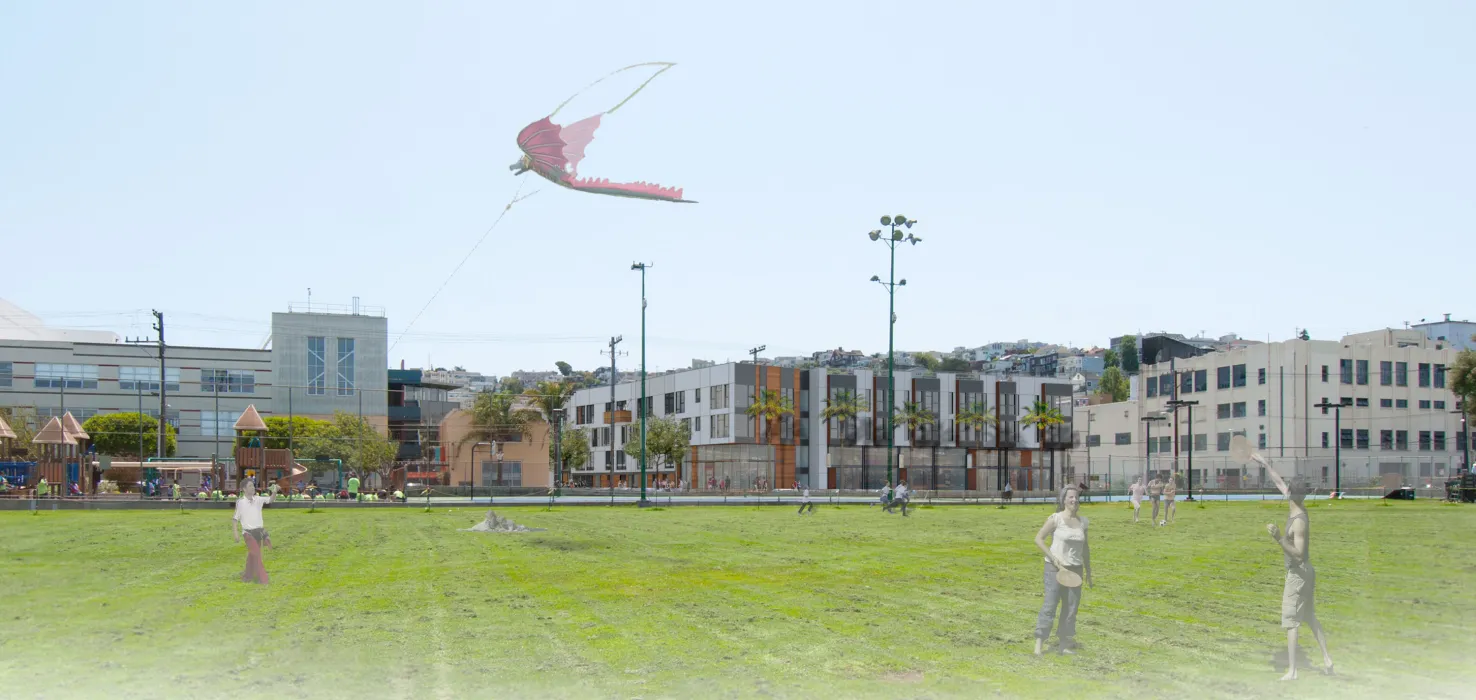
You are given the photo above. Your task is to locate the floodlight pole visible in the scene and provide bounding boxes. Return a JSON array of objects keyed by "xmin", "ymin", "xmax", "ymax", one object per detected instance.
[
  {"xmin": 1314, "ymin": 400, "xmax": 1342, "ymax": 498},
  {"xmin": 1166, "ymin": 399, "xmax": 1198, "ymax": 500},
  {"xmin": 869, "ymin": 215, "xmax": 921, "ymax": 488}
]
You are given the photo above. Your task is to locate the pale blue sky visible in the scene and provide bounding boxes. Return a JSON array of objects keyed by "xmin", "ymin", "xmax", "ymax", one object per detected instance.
[{"xmin": 2, "ymin": 1, "xmax": 1470, "ymax": 376}]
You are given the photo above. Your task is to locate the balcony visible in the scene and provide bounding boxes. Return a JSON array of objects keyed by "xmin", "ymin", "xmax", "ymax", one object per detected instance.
[
  {"xmin": 389, "ymin": 404, "xmax": 421, "ymax": 422},
  {"xmin": 604, "ymin": 410, "xmax": 632, "ymax": 424}
]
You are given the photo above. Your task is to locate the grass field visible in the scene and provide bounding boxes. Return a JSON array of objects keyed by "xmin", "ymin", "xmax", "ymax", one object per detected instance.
[{"xmin": 2, "ymin": 499, "xmax": 1474, "ymax": 699}]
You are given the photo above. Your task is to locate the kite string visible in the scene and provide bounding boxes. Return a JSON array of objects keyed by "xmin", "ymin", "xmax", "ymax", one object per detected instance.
[
  {"xmin": 549, "ymin": 61, "xmax": 677, "ymax": 118},
  {"xmin": 388, "ymin": 179, "xmax": 538, "ymax": 352}
]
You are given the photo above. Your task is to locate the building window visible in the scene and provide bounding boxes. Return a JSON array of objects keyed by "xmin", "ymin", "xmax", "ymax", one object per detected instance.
[
  {"xmin": 201, "ymin": 369, "xmax": 255, "ymax": 394},
  {"xmin": 1086, "ymin": 434, "xmax": 1101, "ymax": 447},
  {"xmin": 1355, "ymin": 360, "xmax": 1368, "ymax": 386},
  {"xmin": 1434, "ymin": 431, "xmax": 1446, "ymax": 451},
  {"xmin": 1147, "ymin": 379, "xmax": 1157, "ymax": 398},
  {"xmin": 1418, "ymin": 363, "xmax": 1430, "ymax": 388},
  {"xmin": 1418, "ymin": 430, "xmax": 1431, "ymax": 451},
  {"xmin": 1396, "ymin": 399, "xmax": 1408, "ymax": 409},
  {"xmin": 1217, "ymin": 403, "xmax": 1230, "ymax": 419},
  {"xmin": 1194, "ymin": 370, "xmax": 1207, "ymax": 392},
  {"xmin": 709, "ymin": 384, "xmax": 729, "ymax": 409},
  {"xmin": 1321, "ymin": 432, "xmax": 1329, "ymax": 448},
  {"xmin": 337, "ymin": 338, "xmax": 356, "ymax": 396},
  {"xmin": 1233, "ymin": 364, "xmax": 1247, "ymax": 388},
  {"xmin": 1355, "ymin": 398, "xmax": 1369, "ymax": 407},
  {"xmin": 1396, "ymin": 430, "xmax": 1408, "ymax": 450},
  {"xmin": 1321, "ymin": 365, "xmax": 1329, "ymax": 383},
  {"xmin": 200, "ymin": 410, "xmax": 242, "ymax": 438},
  {"xmin": 1195, "ymin": 434, "xmax": 1207, "ymax": 452},
  {"xmin": 34, "ymin": 364, "xmax": 99, "ymax": 389},
  {"xmin": 710, "ymin": 413, "xmax": 730, "ymax": 438},
  {"xmin": 1356, "ymin": 429, "xmax": 1369, "ymax": 450},
  {"xmin": 1258, "ymin": 367, "xmax": 1266, "ymax": 385},
  {"xmin": 0, "ymin": 362, "xmax": 10, "ymax": 387},
  {"xmin": 694, "ymin": 387, "xmax": 702, "ymax": 404},
  {"xmin": 1418, "ymin": 400, "xmax": 1431, "ymax": 410},
  {"xmin": 1340, "ymin": 429, "xmax": 1353, "ymax": 449},
  {"xmin": 118, "ymin": 366, "xmax": 180, "ymax": 392},
  {"xmin": 1379, "ymin": 361, "xmax": 1392, "ymax": 386},
  {"xmin": 1217, "ymin": 366, "xmax": 1231, "ymax": 390},
  {"xmin": 1380, "ymin": 430, "xmax": 1393, "ymax": 450},
  {"xmin": 1434, "ymin": 364, "xmax": 1446, "ymax": 389},
  {"xmin": 1319, "ymin": 398, "xmax": 1329, "ymax": 415},
  {"xmin": 1158, "ymin": 436, "xmax": 1171, "ymax": 453},
  {"xmin": 1258, "ymin": 399, "xmax": 1266, "ymax": 417},
  {"xmin": 1114, "ymin": 432, "xmax": 1131, "ymax": 445},
  {"xmin": 1395, "ymin": 362, "xmax": 1408, "ymax": 387},
  {"xmin": 1180, "ymin": 372, "xmax": 1192, "ymax": 395},
  {"xmin": 1435, "ymin": 400, "xmax": 1446, "ymax": 410},
  {"xmin": 1339, "ymin": 359, "xmax": 1353, "ymax": 385},
  {"xmin": 1258, "ymin": 433, "xmax": 1267, "ymax": 449},
  {"xmin": 1379, "ymin": 399, "xmax": 1392, "ymax": 408},
  {"xmin": 1159, "ymin": 374, "xmax": 1173, "ymax": 396},
  {"xmin": 693, "ymin": 416, "xmax": 701, "ymax": 432},
  {"xmin": 1217, "ymin": 432, "xmax": 1231, "ymax": 451},
  {"xmin": 1232, "ymin": 402, "xmax": 1247, "ymax": 418},
  {"xmin": 307, "ymin": 337, "xmax": 326, "ymax": 395}
]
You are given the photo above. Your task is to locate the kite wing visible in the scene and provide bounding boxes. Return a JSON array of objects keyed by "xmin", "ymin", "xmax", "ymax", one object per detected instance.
[{"xmin": 511, "ymin": 62, "xmax": 694, "ymax": 203}]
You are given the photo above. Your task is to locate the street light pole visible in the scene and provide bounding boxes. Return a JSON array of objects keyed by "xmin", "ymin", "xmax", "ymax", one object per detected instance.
[
  {"xmin": 869, "ymin": 215, "xmax": 921, "ymax": 487},
  {"xmin": 1314, "ymin": 400, "xmax": 1342, "ymax": 498},
  {"xmin": 1166, "ymin": 399, "xmax": 1199, "ymax": 500},
  {"xmin": 1140, "ymin": 414, "xmax": 1166, "ymax": 485},
  {"xmin": 631, "ymin": 262, "xmax": 652, "ymax": 504}
]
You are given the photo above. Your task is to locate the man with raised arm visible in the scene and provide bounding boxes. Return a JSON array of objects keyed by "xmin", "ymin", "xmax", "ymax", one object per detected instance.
[{"xmin": 1264, "ymin": 465, "xmax": 1334, "ymax": 680}]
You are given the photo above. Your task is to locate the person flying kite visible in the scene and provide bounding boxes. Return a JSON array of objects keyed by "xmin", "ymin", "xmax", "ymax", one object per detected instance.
[{"xmin": 510, "ymin": 62, "xmax": 694, "ymax": 203}]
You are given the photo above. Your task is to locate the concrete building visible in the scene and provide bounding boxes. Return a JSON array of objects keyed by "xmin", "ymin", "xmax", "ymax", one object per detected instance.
[
  {"xmin": 0, "ymin": 299, "xmax": 121, "ymax": 344},
  {"xmin": 0, "ymin": 305, "xmax": 390, "ymax": 461},
  {"xmin": 440, "ymin": 410, "xmax": 553, "ymax": 488},
  {"xmin": 565, "ymin": 363, "xmax": 1076, "ymax": 492},
  {"xmin": 1413, "ymin": 313, "xmax": 1475, "ymax": 352},
  {"xmin": 387, "ymin": 369, "xmax": 460, "ymax": 467},
  {"xmin": 1130, "ymin": 328, "xmax": 1468, "ymax": 491}
]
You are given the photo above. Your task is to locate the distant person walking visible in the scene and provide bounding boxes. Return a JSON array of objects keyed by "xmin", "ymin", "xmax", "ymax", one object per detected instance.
[
  {"xmin": 1265, "ymin": 469, "xmax": 1333, "ymax": 680},
  {"xmin": 1034, "ymin": 484, "xmax": 1092, "ymax": 655},
  {"xmin": 232, "ymin": 479, "xmax": 274, "ymax": 585}
]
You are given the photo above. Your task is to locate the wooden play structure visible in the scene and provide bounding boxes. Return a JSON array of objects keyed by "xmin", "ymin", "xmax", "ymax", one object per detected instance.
[
  {"xmin": 231, "ymin": 404, "xmax": 307, "ymax": 492},
  {"xmin": 30, "ymin": 416, "xmax": 76, "ymax": 492},
  {"xmin": 60, "ymin": 412, "xmax": 96, "ymax": 493}
]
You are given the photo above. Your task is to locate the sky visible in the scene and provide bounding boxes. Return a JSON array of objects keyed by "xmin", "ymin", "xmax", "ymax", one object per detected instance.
[{"xmin": 2, "ymin": 1, "xmax": 1471, "ymax": 377}]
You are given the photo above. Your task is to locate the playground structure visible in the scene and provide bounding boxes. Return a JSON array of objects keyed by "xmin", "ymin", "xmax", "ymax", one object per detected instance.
[{"xmin": 230, "ymin": 404, "xmax": 307, "ymax": 493}]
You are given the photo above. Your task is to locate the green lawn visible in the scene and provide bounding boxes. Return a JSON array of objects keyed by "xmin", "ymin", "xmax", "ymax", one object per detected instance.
[{"xmin": 1, "ymin": 500, "xmax": 1473, "ymax": 699}]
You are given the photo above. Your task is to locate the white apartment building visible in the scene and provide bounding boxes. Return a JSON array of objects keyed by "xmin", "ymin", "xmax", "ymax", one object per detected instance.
[
  {"xmin": 1095, "ymin": 328, "xmax": 1470, "ymax": 491},
  {"xmin": 566, "ymin": 363, "xmax": 1076, "ymax": 492}
]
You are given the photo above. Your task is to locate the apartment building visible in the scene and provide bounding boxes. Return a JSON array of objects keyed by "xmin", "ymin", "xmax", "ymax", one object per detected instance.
[
  {"xmin": 1131, "ymin": 328, "xmax": 1467, "ymax": 488},
  {"xmin": 566, "ymin": 363, "xmax": 1076, "ymax": 492}
]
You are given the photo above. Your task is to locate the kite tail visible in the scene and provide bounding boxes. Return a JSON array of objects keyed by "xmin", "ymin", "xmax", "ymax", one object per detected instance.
[
  {"xmin": 389, "ymin": 180, "xmax": 539, "ymax": 352},
  {"xmin": 548, "ymin": 62, "xmax": 677, "ymax": 118}
]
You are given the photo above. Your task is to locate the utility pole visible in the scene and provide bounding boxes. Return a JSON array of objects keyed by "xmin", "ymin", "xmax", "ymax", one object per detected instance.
[
  {"xmin": 749, "ymin": 344, "xmax": 766, "ymax": 440},
  {"xmin": 601, "ymin": 336, "xmax": 625, "ymax": 490},
  {"xmin": 153, "ymin": 310, "xmax": 166, "ymax": 458},
  {"xmin": 631, "ymin": 262, "xmax": 652, "ymax": 504},
  {"xmin": 1166, "ymin": 399, "xmax": 1198, "ymax": 500},
  {"xmin": 1314, "ymin": 399, "xmax": 1343, "ymax": 498}
]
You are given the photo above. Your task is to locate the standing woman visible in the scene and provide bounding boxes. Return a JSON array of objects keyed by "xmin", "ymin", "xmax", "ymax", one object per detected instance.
[
  {"xmin": 232, "ymin": 479, "xmax": 274, "ymax": 585},
  {"xmin": 1034, "ymin": 484, "xmax": 1093, "ymax": 655},
  {"xmin": 1161, "ymin": 472, "xmax": 1177, "ymax": 525},
  {"xmin": 1128, "ymin": 476, "xmax": 1145, "ymax": 523}
]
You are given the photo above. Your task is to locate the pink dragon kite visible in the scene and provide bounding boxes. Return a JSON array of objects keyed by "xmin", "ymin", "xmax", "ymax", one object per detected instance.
[{"xmin": 510, "ymin": 62, "xmax": 694, "ymax": 203}]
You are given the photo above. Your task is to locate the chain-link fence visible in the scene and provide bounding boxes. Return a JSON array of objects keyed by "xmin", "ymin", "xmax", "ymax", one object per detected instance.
[{"xmin": 1081, "ymin": 454, "xmax": 1467, "ymax": 498}]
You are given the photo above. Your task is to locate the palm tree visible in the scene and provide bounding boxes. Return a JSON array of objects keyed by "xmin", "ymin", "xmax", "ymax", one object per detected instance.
[
  {"xmin": 1021, "ymin": 398, "xmax": 1067, "ymax": 491},
  {"xmin": 745, "ymin": 389, "xmax": 795, "ymax": 442},
  {"xmin": 820, "ymin": 389, "xmax": 864, "ymax": 446},
  {"xmin": 954, "ymin": 401, "xmax": 998, "ymax": 446},
  {"xmin": 524, "ymin": 380, "xmax": 578, "ymax": 445},
  {"xmin": 899, "ymin": 401, "xmax": 938, "ymax": 444},
  {"xmin": 466, "ymin": 390, "xmax": 537, "ymax": 447}
]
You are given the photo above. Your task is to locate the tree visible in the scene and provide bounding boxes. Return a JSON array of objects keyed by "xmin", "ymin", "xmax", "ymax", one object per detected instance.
[
  {"xmin": 1117, "ymin": 335, "xmax": 1139, "ymax": 374},
  {"xmin": 555, "ymin": 361, "xmax": 573, "ymax": 377},
  {"xmin": 1022, "ymin": 399, "xmax": 1066, "ymax": 444},
  {"xmin": 820, "ymin": 390, "xmax": 865, "ymax": 446},
  {"xmin": 745, "ymin": 389, "xmax": 795, "ymax": 441},
  {"xmin": 82, "ymin": 412, "xmax": 178, "ymax": 460},
  {"xmin": 330, "ymin": 411, "xmax": 398, "ymax": 482},
  {"xmin": 467, "ymin": 390, "xmax": 537, "ymax": 447},
  {"xmin": 1103, "ymin": 348, "xmax": 1120, "ymax": 369},
  {"xmin": 552, "ymin": 427, "xmax": 591, "ymax": 472},
  {"xmin": 1097, "ymin": 366, "xmax": 1131, "ymax": 402},
  {"xmin": 237, "ymin": 416, "xmax": 335, "ymax": 451},
  {"xmin": 913, "ymin": 352, "xmax": 939, "ymax": 371},
  {"xmin": 0, "ymin": 407, "xmax": 39, "ymax": 459},
  {"xmin": 954, "ymin": 402, "xmax": 998, "ymax": 445},
  {"xmin": 898, "ymin": 401, "xmax": 938, "ymax": 442},
  {"xmin": 497, "ymin": 377, "xmax": 525, "ymax": 394},
  {"xmin": 622, "ymin": 415, "xmax": 690, "ymax": 471},
  {"xmin": 523, "ymin": 380, "xmax": 577, "ymax": 442},
  {"xmin": 1451, "ymin": 344, "xmax": 1476, "ymax": 439},
  {"xmin": 939, "ymin": 357, "xmax": 971, "ymax": 372}
]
